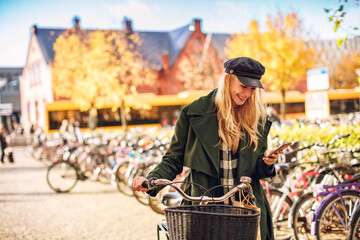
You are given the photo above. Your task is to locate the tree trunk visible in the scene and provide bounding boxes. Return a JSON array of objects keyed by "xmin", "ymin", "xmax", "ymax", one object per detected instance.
[
  {"xmin": 120, "ymin": 101, "xmax": 128, "ymax": 132},
  {"xmin": 87, "ymin": 104, "xmax": 98, "ymax": 131},
  {"xmin": 280, "ymin": 88, "xmax": 286, "ymax": 120}
]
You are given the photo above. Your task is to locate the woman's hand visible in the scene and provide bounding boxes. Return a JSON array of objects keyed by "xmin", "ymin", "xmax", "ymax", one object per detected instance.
[
  {"xmin": 263, "ymin": 149, "xmax": 283, "ymax": 166},
  {"xmin": 131, "ymin": 176, "xmax": 149, "ymax": 192}
]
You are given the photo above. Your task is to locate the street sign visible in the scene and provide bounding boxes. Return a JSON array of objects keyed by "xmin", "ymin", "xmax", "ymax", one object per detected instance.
[
  {"xmin": 305, "ymin": 91, "xmax": 329, "ymax": 119},
  {"xmin": 307, "ymin": 67, "xmax": 329, "ymax": 91}
]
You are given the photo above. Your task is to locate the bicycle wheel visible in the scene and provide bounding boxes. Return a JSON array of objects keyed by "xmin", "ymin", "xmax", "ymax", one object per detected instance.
[
  {"xmin": 46, "ymin": 160, "xmax": 78, "ymax": 193},
  {"xmin": 133, "ymin": 166, "xmax": 151, "ymax": 205},
  {"xmin": 349, "ymin": 205, "xmax": 360, "ymax": 240},
  {"xmin": 315, "ymin": 191, "xmax": 360, "ymax": 240},
  {"xmin": 115, "ymin": 161, "xmax": 134, "ymax": 196},
  {"xmin": 290, "ymin": 192, "xmax": 317, "ymax": 240},
  {"xmin": 268, "ymin": 188, "xmax": 293, "ymax": 240}
]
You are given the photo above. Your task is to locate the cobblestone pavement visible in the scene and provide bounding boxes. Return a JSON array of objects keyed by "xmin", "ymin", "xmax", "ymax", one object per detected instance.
[{"xmin": 0, "ymin": 146, "xmax": 164, "ymax": 240}]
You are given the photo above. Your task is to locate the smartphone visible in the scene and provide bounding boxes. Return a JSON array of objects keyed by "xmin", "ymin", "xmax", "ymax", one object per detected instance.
[{"xmin": 272, "ymin": 142, "xmax": 292, "ymax": 154}]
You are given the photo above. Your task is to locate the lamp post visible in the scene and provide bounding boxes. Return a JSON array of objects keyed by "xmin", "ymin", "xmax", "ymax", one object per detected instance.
[{"xmin": 356, "ymin": 69, "xmax": 360, "ymax": 112}]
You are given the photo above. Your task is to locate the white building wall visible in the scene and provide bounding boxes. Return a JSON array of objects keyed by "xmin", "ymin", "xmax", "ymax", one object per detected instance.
[{"xmin": 21, "ymin": 31, "xmax": 53, "ymax": 135}]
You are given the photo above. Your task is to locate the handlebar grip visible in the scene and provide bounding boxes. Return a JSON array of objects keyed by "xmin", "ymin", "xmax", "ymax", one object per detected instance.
[
  {"xmin": 141, "ymin": 180, "xmax": 149, "ymax": 188},
  {"xmin": 141, "ymin": 177, "xmax": 158, "ymax": 189}
]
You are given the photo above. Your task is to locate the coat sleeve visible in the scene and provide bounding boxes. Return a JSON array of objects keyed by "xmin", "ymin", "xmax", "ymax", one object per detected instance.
[
  {"xmin": 146, "ymin": 107, "xmax": 190, "ymax": 195},
  {"xmin": 254, "ymin": 119, "xmax": 276, "ymax": 179}
]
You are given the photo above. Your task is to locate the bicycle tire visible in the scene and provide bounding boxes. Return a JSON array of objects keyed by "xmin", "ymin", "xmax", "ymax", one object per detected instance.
[
  {"xmin": 268, "ymin": 188, "xmax": 294, "ymax": 240},
  {"xmin": 133, "ymin": 166, "xmax": 151, "ymax": 205},
  {"xmin": 349, "ymin": 205, "xmax": 360, "ymax": 240},
  {"xmin": 315, "ymin": 190, "xmax": 360, "ymax": 240},
  {"xmin": 115, "ymin": 161, "xmax": 134, "ymax": 196},
  {"xmin": 290, "ymin": 192, "xmax": 317, "ymax": 240},
  {"xmin": 46, "ymin": 160, "xmax": 78, "ymax": 193}
]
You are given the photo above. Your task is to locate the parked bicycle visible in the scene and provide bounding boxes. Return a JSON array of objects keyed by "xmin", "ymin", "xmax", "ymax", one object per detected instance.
[
  {"xmin": 289, "ymin": 147, "xmax": 360, "ymax": 240},
  {"xmin": 46, "ymin": 139, "xmax": 116, "ymax": 193},
  {"xmin": 265, "ymin": 135, "xmax": 353, "ymax": 240}
]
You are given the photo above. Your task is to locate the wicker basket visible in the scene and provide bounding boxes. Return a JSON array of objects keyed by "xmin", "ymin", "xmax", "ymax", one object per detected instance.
[{"xmin": 164, "ymin": 204, "xmax": 260, "ymax": 240}]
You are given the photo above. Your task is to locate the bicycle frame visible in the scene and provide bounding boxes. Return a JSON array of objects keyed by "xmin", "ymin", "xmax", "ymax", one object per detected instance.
[{"xmin": 310, "ymin": 182, "xmax": 360, "ymax": 235}]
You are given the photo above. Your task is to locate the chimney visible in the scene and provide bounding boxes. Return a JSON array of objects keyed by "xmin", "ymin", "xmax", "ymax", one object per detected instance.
[
  {"xmin": 162, "ymin": 52, "xmax": 170, "ymax": 71},
  {"xmin": 123, "ymin": 17, "xmax": 133, "ymax": 34},
  {"xmin": 31, "ymin": 24, "xmax": 38, "ymax": 34},
  {"xmin": 193, "ymin": 19, "xmax": 202, "ymax": 32},
  {"xmin": 72, "ymin": 15, "xmax": 81, "ymax": 30}
]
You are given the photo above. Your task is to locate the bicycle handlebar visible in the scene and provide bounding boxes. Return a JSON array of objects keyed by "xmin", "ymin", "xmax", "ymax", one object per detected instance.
[{"xmin": 142, "ymin": 176, "xmax": 256, "ymax": 204}]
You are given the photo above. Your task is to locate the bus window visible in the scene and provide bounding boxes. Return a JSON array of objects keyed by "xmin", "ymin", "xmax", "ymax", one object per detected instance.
[
  {"xmin": 48, "ymin": 110, "xmax": 83, "ymax": 130},
  {"xmin": 330, "ymin": 98, "xmax": 360, "ymax": 114},
  {"xmin": 127, "ymin": 107, "xmax": 160, "ymax": 125},
  {"xmin": 267, "ymin": 102, "xmax": 305, "ymax": 115},
  {"xmin": 97, "ymin": 108, "xmax": 122, "ymax": 127}
]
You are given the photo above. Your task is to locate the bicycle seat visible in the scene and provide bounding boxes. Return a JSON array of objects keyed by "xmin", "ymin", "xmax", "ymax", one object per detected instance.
[{"xmin": 351, "ymin": 158, "xmax": 360, "ymax": 167}]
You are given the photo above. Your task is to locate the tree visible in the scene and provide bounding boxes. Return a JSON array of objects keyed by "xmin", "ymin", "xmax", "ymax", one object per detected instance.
[
  {"xmin": 334, "ymin": 52, "xmax": 360, "ymax": 88},
  {"xmin": 226, "ymin": 12, "xmax": 317, "ymax": 119},
  {"xmin": 324, "ymin": 0, "xmax": 359, "ymax": 47},
  {"xmin": 51, "ymin": 28, "xmax": 156, "ymax": 130}
]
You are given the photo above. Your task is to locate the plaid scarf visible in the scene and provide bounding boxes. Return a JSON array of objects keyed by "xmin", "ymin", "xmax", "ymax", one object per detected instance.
[{"xmin": 219, "ymin": 143, "xmax": 239, "ymax": 205}]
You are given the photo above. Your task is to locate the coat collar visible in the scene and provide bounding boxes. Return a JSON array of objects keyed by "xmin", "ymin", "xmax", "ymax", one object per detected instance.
[{"xmin": 187, "ymin": 90, "xmax": 220, "ymax": 173}]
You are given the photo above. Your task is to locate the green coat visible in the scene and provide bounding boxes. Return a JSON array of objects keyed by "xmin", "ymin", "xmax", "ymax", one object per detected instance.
[{"xmin": 147, "ymin": 89, "xmax": 275, "ymax": 240}]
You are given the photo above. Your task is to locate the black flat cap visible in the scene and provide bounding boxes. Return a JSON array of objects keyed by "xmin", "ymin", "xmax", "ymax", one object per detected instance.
[{"xmin": 224, "ymin": 57, "xmax": 265, "ymax": 89}]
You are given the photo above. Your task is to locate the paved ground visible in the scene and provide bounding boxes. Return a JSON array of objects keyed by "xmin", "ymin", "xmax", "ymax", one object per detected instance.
[{"xmin": 0, "ymin": 146, "xmax": 165, "ymax": 240}]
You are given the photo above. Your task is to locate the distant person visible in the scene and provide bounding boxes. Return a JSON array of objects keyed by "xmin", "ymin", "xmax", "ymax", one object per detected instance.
[
  {"xmin": 32, "ymin": 124, "xmax": 45, "ymax": 147},
  {"xmin": 0, "ymin": 125, "xmax": 14, "ymax": 164},
  {"xmin": 30, "ymin": 123, "xmax": 35, "ymax": 134},
  {"xmin": 59, "ymin": 119, "xmax": 69, "ymax": 134}
]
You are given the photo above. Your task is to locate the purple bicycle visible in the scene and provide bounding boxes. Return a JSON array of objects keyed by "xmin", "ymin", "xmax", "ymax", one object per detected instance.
[{"xmin": 310, "ymin": 179, "xmax": 360, "ymax": 239}]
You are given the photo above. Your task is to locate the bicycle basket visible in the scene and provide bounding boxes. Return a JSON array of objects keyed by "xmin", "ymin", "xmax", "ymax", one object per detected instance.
[{"xmin": 164, "ymin": 204, "xmax": 260, "ymax": 240}]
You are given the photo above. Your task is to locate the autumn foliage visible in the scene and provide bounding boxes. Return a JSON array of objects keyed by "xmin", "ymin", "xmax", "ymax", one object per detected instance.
[
  {"xmin": 51, "ymin": 28, "xmax": 156, "ymax": 129},
  {"xmin": 334, "ymin": 52, "xmax": 360, "ymax": 89},
  {"xmin": 226, "ymin": 12, "xmax": 317, "ymax": 118}
]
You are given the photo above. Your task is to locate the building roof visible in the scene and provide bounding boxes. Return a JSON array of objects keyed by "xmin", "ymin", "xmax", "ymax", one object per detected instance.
[
  {"xmin": 33, "ymin": 26, "xmax": 66, "ymax": 64},
  {"xmin": 32, "ymin": 20, "xmax": 231, "ymax": 69}
]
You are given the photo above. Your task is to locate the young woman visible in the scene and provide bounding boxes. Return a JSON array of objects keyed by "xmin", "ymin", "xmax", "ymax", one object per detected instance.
[{"xmin": 132, "ymin": 57, "xmax": 280, "ymax": 240}]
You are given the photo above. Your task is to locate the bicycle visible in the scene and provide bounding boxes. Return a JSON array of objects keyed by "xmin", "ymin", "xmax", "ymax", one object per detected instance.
[
  {"xmin": 46, "ymin": 141, "xmax": 116, "ymax": 193},
  {"xmin": 309, "ymin": 179, "xmax": 360, "ymax": 239},
  {"xmin": 142, "ymin": 176, "xmax": 260, "ymax": 240},
  {"xmin": 289, "ymin": 147, "xmax": 360, "ymax": 240},
  {"xmin": 265, "ymin": 141, "xmax": 351, "ymax": 239}
]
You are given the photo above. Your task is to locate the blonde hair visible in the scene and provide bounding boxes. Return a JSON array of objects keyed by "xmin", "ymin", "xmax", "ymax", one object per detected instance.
[{"xmin": 215, "ymin": 73, "xmax": 267, "ymax": 152}]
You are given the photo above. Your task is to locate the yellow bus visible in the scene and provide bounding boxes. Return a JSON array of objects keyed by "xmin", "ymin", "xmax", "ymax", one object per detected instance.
[{"xmin": 45, "ymin": 89, "xmax": 360, "ymax": 133}]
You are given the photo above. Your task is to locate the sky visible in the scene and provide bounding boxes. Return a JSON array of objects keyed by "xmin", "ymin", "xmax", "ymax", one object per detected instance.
[{"xmin": 0, "ymin": 0, "xmax": 359, "ymax": 67}]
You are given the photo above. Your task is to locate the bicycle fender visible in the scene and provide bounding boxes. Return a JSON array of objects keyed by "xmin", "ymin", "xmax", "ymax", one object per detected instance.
[{"xmin": 311, "ymin": 189, "xmax": 360, "ymax": 235}]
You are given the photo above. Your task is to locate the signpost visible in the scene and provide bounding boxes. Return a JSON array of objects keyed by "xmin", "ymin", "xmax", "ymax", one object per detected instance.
[{"xmin": 305, "ymin": 67, "xmax": 330, "ymax": 119}]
